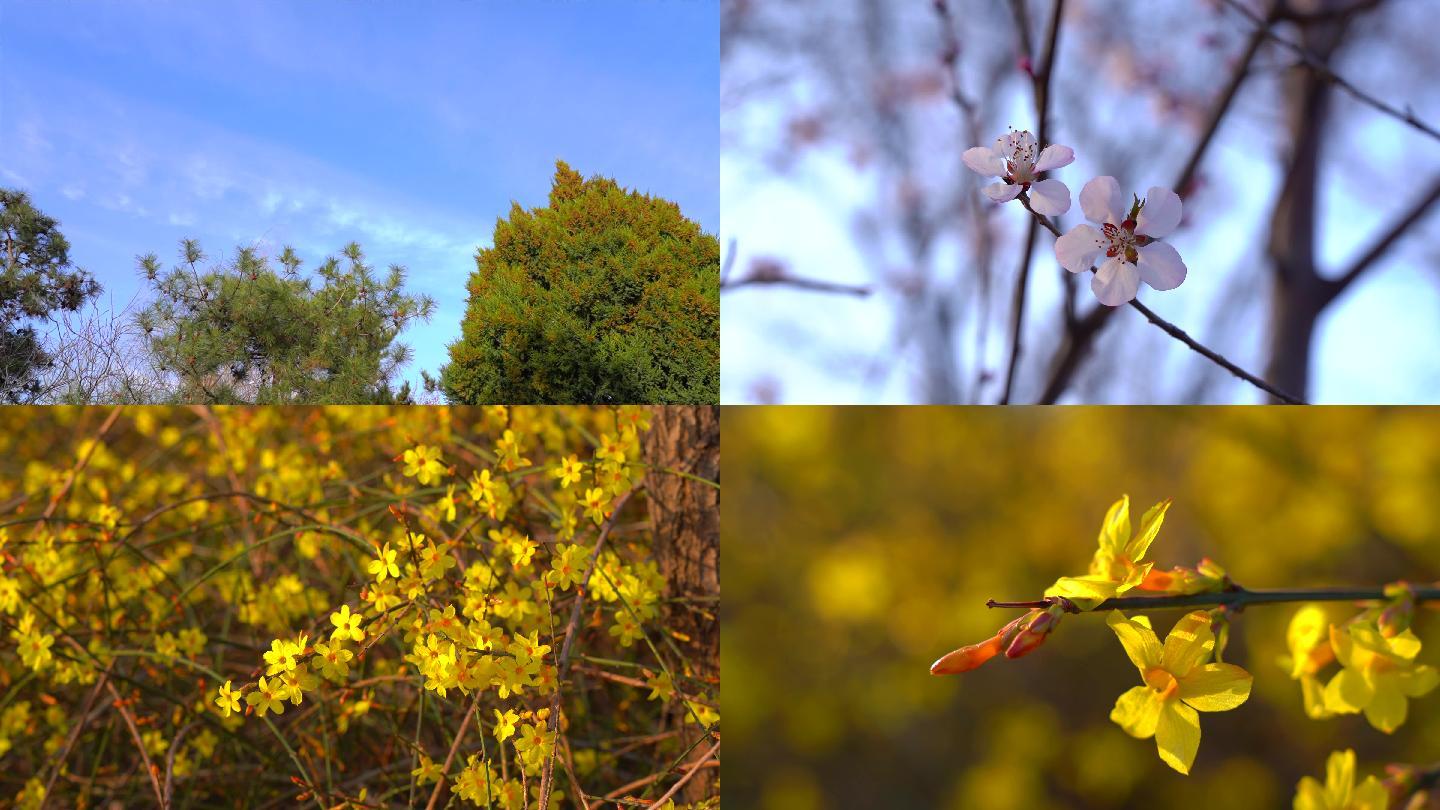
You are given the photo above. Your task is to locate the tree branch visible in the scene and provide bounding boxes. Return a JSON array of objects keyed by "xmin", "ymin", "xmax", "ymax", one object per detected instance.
[
  {"xmin": 1220, "ymin": 0, "xmax": 1440, "ymax": 143},
  {"xmin": 1324, "ymin": 175, "xmax": 1440, "ymax": 302}
]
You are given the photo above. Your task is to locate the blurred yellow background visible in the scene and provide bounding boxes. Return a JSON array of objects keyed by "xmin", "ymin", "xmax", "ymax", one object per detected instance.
[{"xmin": 723, "ymin": 407, "xmax": 1440, "ymax": 809}]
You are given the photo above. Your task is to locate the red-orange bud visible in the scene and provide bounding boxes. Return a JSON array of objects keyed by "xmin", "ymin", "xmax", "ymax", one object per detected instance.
[{"xmin": 929, "ymin": 634, "xmax": 1004, "ymax": 675}]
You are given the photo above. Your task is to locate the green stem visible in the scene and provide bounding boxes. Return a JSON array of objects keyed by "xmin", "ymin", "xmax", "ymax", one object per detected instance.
[{"xmin": 987, "ymin": 585, "xmax": 1440, "ymax": 613}]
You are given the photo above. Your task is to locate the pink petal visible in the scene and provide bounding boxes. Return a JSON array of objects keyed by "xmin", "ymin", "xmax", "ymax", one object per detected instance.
[
  {"xmin": 963, "ymin": 146, "xmax": 1006, "ymax": 177},
  {"xmin": 1028, "ymin": 178, "xmax": 1071, "ymax": 215},
  {"xmin": 1055, "ymin": 225, "xmax": 1103, "ymax": 274},
  {"xmin": 1092, "ymin": 257, "xmax": 1140, "ymax": 306},
  {"xmin": 983, "ymin": 182, "xmax": 1022, "ymax": 203},
  {"xmin": 1138, "ymin": 241, "xmax": 1187, "ymax": 291},
  {"xmin": 1080, "ymin": 176, "xmax": 1127, "ymax": 225},
  {"xmin": 1136, "ymin": 186, "xmax": 1182, "ymax": 238},
  {"xmin": 1034, "ymin": 144, "xmax": 1075, "ymax": 172}
]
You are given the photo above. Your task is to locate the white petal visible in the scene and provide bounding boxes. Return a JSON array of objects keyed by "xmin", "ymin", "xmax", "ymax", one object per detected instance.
[
  {"xmin": 1034, "ymin": 143, "xmax": 1075, "ymax": 172},
  {"xmin": 1136, "ymin": 186, "xmax": 1182, "ymax": 238},
  {"xmin": 1080, "ymin": 176, "xmax": 1127, "ymax": 225},
  {"xmin": 1137, "ymin": 241, "xmax": 1187, "ymax": 291},
  {"xmin": 1028, "ymin": 178, "xmax": 1071, "ymax": 215},
  {"xmin": 983, "ymin": 182, "xmax": 1022, "ymax": 202},
  {"xmin": 963, "ymin": 146, "xmax": 1005, "ymax": 177},
  {"xmin": 1092, "ymin": 257, "xmax": 1140, "ymax": 306},
  {"xmin": 1054, "ymin": 224, "xmax": 1103, "ymax": 273}
]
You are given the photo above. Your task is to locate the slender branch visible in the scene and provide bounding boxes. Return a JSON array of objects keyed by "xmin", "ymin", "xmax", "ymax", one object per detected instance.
[
  {"xmin": 1324, "ymin": 175, "xmax": 1440, "ymax": 301},
  {"xmin": 648, "ymin": 739, "xmax": 721, "ymax": 808},
  {"xmin": 1000, "ymin": 0, "xmax": 1066, "ymax": 405},
  {"xmin": 1220, "ymin": 0, "xmax": 1440, "ymax": 144},
  {"xmin": 720, "ymin": 274, "xmax": 872, "ymax": 296},
  {"xmin": 1127, "ymin": 298, "xmax": 1304, "ymax": 404},
  {"xmin": 987, "ymin": 585, "xmax": 1440, "ymax": 613},
  {"xmin": 1021, "ymin": 203, "xmax": 1306, "ymax": 403},
  {"xmin": 422, "ymin": 692, "xmax": 481, "ymax": 810}
]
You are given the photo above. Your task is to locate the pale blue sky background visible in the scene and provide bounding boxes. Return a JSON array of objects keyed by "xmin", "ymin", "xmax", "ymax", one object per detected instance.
[{"xmin": 1, "ymin": 0, "xmax": 718, "ymax": 392}]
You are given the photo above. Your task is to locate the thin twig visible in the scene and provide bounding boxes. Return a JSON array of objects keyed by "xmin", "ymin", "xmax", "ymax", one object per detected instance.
[
  {"xmin": 648, "ymin": 739, "xmax": 721, "ymax": 808},
  {"xmin": 1220, "ymin": 0, "xmax": 1440, "ymax": 143},
  {"xmin": 423, "ymin": 692, "xmax": 481, "ymax": 810},
  {"xmin": 999, "ymin": 0, "xmax": 1066, "ymax": 404}
]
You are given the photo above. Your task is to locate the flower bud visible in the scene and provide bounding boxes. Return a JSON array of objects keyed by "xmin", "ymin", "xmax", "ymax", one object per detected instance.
[
  {"xmin": 1004, "ymin": 606, "xmax": 1063, "ymax": 660},
  {"xmin": 930, "ymin": 634, "xmax": 1004, "ymax": 675}
]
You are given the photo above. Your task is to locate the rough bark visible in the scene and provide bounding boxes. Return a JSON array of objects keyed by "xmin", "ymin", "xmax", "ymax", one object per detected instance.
[{"xmin": 643, "ymin": 405, "xmax": 720, "ymax": 803}]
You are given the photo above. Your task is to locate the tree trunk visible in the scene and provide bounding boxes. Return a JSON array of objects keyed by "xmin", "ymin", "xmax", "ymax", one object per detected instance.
[
  {"xmin": 643, "ymin": 405, "xmax": 720, "ymax": 803},
  {"xmin": 1264, "ymin": 6, "xmax": 1348, "ymax": 402}
]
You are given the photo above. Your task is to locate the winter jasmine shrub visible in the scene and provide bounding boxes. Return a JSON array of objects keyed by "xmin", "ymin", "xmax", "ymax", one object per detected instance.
[{"xmin": 0, "ymin": 406, "xmax": 718, "ymax": 809}]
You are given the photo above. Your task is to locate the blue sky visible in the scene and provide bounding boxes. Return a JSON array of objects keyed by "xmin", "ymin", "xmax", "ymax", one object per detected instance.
[{"xmin": 1, "ymin": 0, "xmax": 718, "ymax": 393}]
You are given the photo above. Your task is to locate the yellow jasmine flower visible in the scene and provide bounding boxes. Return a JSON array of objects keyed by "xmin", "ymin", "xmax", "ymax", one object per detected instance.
[
  {"xmin": 368, "ymin": 543, "xmax": 400, "ymax": 583},
  {"xmin": 330, "ymin": 604, "xmax": 365, "ymax": 643},
  {"xmin": 1281, "ymin": 604, "xmax": 1336, "ymax": 719},
  {"xmin": 1107, "ymin": 611, "xmax": 1252, "ymax": 774},
  {"xmin": 245, "ymin": 676, "xmax": 287, "ymax": 717},
  {"xmin": 1046, "ymin": 496, "xmax": 1170, "ymax": 609},
  {"xmin": 552, "ymin": 454, "xmax": 584, "ymax": 489},
  {"xmin": 1323, "ymin": 619, "xmax": 1438, "ymax": 732},
  {"xmin": 493, "ymin": 708, "xmax": 519, "ymax": 743},
  {"xmin": 1293, "ymin": 749, "xmax": 1388, "ymax": 810},
  {"xmin": 214, "ymin": 680, "xmax": 242, "ymax": 718},
  {"xmin": 401, "ymin": 445, "xmax": 445, "ymax": 485}
]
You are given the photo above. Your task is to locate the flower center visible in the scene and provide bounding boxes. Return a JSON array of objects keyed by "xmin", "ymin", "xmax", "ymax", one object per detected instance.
[
  {"xmin": 1005, "ymin": 144, "xmax": 1038, "ymax": 184},
  {"xmin": 1102, "ymin": 221, "xmax": 1143, "ymax": 265},
  {"xmin": 1144, "ymin": 667, "xmax": 1180, "ymax": 701}
]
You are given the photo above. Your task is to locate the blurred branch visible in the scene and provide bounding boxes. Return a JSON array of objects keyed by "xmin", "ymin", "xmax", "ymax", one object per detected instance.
[
  {"xmin": 1000, "ymin": 0, "xmax": 1066, "ymax": 405},
  {"xmin": 1221, "ymin": 0, "xmax": 1440, "ymax": 142},
  {"xmin": 719, "ymin": 256, "xmax": 873, "ymax": 296},
  {"xmin": 1023, "ymin": 203, "xmax": 1306, "ymax": 403},
  {"xmin": 1323, "ymin": 175, "xmax": 1440, "ymax": 302},
  {"xmin": 987, "ymin": 584, "xmax": 1440, "ymax": 612}
]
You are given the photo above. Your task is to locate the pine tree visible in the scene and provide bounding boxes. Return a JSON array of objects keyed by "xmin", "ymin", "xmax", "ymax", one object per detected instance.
[
  {"xmin": 440, "ymin": 162, "xmax": 718, "ymax": 404},
  {"xmin": 0, "ymin": 188, "xmax": 100, "ymax": 402},
  {"xmin": 136, "ymin": 240, "xmax": 433, "ymax": 403}
]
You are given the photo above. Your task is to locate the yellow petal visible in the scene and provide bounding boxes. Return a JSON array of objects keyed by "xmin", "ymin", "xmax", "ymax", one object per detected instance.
[
  {"xmin": 1398, "ymin": 664, "xmax": 1439, "ymax": 698},
  {"xmin": 1110, "ymin": 685, "xmax": 1161, "ymax": 739},
  {"xmin": 1178, "ymin": 663, "xmax": 1252, "ymax": 712},
  {"xmin": 1285, "ymin": 605, "xmax": 1330, "ymax": 678},
  {"xmin": 1362, "ymin": 683, "xmax": 1406, "ymax": 733},
  {"xmin": 1125, "ymin": 499, "xmax": 1170, "ymax": 561},
  {"xmin": 1046, "ymin": 575, "xmax": 1119, "ymax": 603},
  {"xmin": 1299, "ymin": 675, "xmax": 1333, "ymax": 719},
  {"xmin": 1098, "ymin": 496, "xmax": 1131, "ymax": 556},
  {"xmin": 1323, "ymin": 749, "xmax": 1356, "ymax": 804},
  {"xmin": 1293, "ymin": 776, "xmax": 1325, "ymax": 810},
  {"xmin": 1160, "ymin": 612, "xmax": 1215, "ymax": 678},
  {"xmin": 1328, "ymin": 624, "xmax": 1354, "ymax": 668},
  {"xmin": 1155, "ymin": 700, "xmax": 1200, "ymax": 775},
  {"xmin": 1324, "ymin": 668, "xmax": 1371, "ymax": 714},
  {"xmin": 1352, "ymin": 776, "xmax": 1390, "ymax": 810},
  {"xmin": 1107, "ymin": 611, "xmax": 1162, "ymax": 672}
]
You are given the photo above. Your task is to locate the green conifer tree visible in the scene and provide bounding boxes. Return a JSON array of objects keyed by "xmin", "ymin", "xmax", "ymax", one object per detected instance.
[
  {"xmin": 0, "ymin": 188, "xmax": 101, "ymax": 402},
  {"xmin": 136, "ymin": 240, "xmax": 433, "ymax": 403},
  {"xmin": 439, "ymin": 162, "xmax": 718, "ymax": 404}
]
